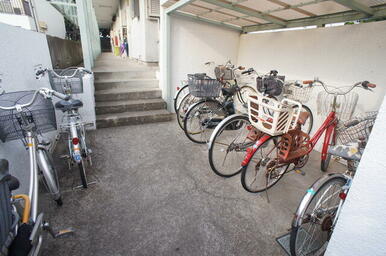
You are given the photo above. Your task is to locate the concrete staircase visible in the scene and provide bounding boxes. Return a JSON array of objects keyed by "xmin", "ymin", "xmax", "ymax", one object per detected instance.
[{"xmin": 93, "ymin": 54, "xmax": 172, "ymax": 129}]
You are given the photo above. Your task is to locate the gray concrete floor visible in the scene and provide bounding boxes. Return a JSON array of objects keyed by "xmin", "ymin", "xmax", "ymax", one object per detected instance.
[{"xmin": 40, "ymin": 121, "xmax": 344, "ymax": 256}]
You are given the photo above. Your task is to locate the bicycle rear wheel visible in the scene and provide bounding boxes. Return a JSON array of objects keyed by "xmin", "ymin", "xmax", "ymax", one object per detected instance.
[
  {"xmin": 174, "ymin": 84, "xmax": 189, "ymax": 113},
  {"xmin": 176, "ymin": 93, "xmax": 199, "ymax": 130},
  {"xmin": 290, "ymin": 175, "xmax": 347, "ymax": 256},
  {"xmin": 183, "ymin": 99, "xmax": 227, "ymax": 144},
  {"xmin": 240, "ymin": 136, "xmax": 289, "ymax": 193},
  {"xmin": 208, "ymin": 114, "xmax": 255, "ymax": 177}
]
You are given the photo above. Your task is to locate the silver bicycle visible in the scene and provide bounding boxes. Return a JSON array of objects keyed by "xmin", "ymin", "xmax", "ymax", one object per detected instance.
[
  {"xmin": 289, "ymin": 112, "xmax": 378, "ymax": 256},
  {"xmin": 37, "ymin": 67, "xmax": 93, "ymax": 189},
  {"xmin": 0, "ymin": 88, "xmax": 74, "ymax": 255}
]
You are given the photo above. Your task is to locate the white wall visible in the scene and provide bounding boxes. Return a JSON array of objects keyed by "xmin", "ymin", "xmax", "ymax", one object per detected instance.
[
  {"xmin": 326, "ymin": 94, "xmax": 386, "ymax": 255},
  {"xmin": 0, "ymin": 13, "xmax": 35, "ymax": 30},
  {"xmin": 127, "ymin": 0, "xmax": 159, "ymax": 62},
  {"xmin": 168, "ymin": 15, "xmax": 240, "ymax": 108},
  {"xmin": 238, "ymin": 21, "xmax": 386, "ymax": 149},
  {"xmin": 34, "ymin": 0, "xmax": 66, "ymax": 39},
  {"xmin": 0, "ymin": 23, "xmax": 53, "ymax": 194}
]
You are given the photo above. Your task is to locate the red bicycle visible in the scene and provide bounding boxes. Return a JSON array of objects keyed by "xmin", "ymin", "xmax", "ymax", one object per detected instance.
[{"xmin": 240, "ymin": 79, "xmax": 376, "ymax": 193}]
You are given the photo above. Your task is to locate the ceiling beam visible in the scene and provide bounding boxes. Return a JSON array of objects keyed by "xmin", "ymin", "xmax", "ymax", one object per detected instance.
[
  {"xmin": 165, "ymin": 0, "xmax": 195, "ymax": 14},
  {"xmin": 333, "ymin": 0, "xmax": 374, "ymax": 16},
  {"xmin": 172, "ymin": 11, "xmax": 242, "ymax": 32},
  {"xmin": 200, "ymin": 0, "xmax": 287, "ymax": 26},
  {"xmin": 243, "ymin": 4, "xmax": 386, "ymax": 33}
]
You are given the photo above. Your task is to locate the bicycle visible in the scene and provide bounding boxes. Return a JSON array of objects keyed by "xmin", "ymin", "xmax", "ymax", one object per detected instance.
[
  {"xmin": 289, "ymin": 111, "xmax": 377, "ymax": 256},
  {"xmin": 182, "ymin": 63, "xmax": 257, "ymax": 143},
  {"xmin": 176, "ymin": 61, "xmax": 256, "ymax": 130},
  {"xmin": 37, "ymin": 67, "xmax": 93, "ymax": 189},
  {"xmin": 240, "ymin": 79, "xmax": 375, "ymax": 193},
  {"xmin": 207, "ymin": 71, "xmax": 313, "ymax": 178},
  {"xmin": 0, "ymin": 88, "xmax": 74, "ymax": 255}
]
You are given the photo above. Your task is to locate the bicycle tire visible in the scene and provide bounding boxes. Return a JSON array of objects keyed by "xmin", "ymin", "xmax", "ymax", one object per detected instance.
[
  {"xmin": 293, "ymin": 104, "xmax": 314, "ymax": 135},
  {"xmin": 321, "ymin": 129, "xmax": 336, "ymax": 172},
  {"xmin": 176, "ymin": 93, "xmax": 199, "ymax": 130},
  {"xmin": 174, "ymin": 84, "xmax": 189, "ymax": 113},
  {"xmin": 208, "ymin": 114, "xmax": 253, "ymax": 177},
  {"xmin": 183, "ymin": 99, "xmax": 227, "ymax": 144},
  {"xmin": 78, "ymin": 159, "xmax": 88, "ymax": 189},
  {"xmin": 240, "ymin": 136, "xmax": 289, "ymax": 193},
  {"xmin": 290, "ymin": 175, "xmax": 347, "ymax": 256},
  {"xmin": 37, "ymin": 148, "xmax": 62, "ymax": 206}
]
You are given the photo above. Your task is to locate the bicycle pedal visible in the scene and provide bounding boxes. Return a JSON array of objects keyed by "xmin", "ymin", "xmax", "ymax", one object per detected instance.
[{"xmin": 294, "ymin": 169, "xmax": 306, "ymax": 176}]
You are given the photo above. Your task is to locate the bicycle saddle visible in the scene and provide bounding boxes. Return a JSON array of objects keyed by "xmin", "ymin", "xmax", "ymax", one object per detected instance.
[
  {"xmin": 55, "ymin": 99, "xmax": 83, "ymax": 112},
  {"xmin": 328, "ymin": 142, "xmax": 362, "ymax": 161}
]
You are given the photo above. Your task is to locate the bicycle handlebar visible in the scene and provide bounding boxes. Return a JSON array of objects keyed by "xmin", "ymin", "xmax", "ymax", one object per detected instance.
[
  {"xmin": 0, "ymin": 88, "xmax": 68, "ymax": 111},
  {"xmin": 303, "ymin": 79, "xmax": 376, "ymax": 95},
  {"xmin": 36, "ymin": 67, "xmax": 92, "ymax": 79}
]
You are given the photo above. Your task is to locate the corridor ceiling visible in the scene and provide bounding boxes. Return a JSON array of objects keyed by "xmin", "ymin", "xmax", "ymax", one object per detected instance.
[
  {"xmin": 162, "ymin": 0, "xmax": 386, "ymax": 32},
  {"xmin": 92, "ymin": 0, "xmax": 120, "ymax": 28}
]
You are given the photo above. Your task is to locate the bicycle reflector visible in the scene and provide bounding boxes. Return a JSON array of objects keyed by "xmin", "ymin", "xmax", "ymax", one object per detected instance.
[
  {"xmin": 339, "ymin": 192, "xmax": 347, "ymax": 200},
  {"xmin": 177, "ymin": 86, "xmax": 180, "ymax": 91},
  {"xmin": 72, "ymin": 137, "xmax": 79, "ymax": 145}
]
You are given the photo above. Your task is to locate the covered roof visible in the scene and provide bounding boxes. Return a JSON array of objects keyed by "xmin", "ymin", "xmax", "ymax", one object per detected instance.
[{"xmin": 162, "ymin": 0, "xmax": 386, "ymax": 32}]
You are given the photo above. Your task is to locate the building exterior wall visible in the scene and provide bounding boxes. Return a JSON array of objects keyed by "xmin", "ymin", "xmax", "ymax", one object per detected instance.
[
  {"xmin": 237, "ymin": 21, "xmax": 386, "ymax": 149},
  {"xmin": 34, "ymin": 0, "xmax": 66, "ymax": 39},
  {"xmin": 0, "ymin": 0, "xmax": 66, "ymax": 38},
  {"xmin": 111, "ymin": 0, "xmax": 159, "ymax": 63},
  {"xmin": 163, "ymin": 15, "xmax": 240, "ymax": 110},
  {"xmin": 0, "ymin": 22, "xmax": 54, "ymax": 195},
  {"xmin": 0, "ymin": 12, "xmax": 35, "ymax": 30}
]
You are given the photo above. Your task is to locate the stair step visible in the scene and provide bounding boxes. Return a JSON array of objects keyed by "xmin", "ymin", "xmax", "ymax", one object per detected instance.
[
  {"xmin": 96, "ymin": 109, "xmax": 173, "ymax": 128},
  {"xmin": 94, "ymin": 71, "xmax": 156, "ymax": 81},
  {"xmin": 95, "ymin": 88, "xmax": 162, "ymax": 102},
  {"xmin": 94, "ymin": 79, "xmax": 159, "ymax": 91},
  {"xmin": 95, "ymin": 98, "xmax": 166, "ymax": 114}
]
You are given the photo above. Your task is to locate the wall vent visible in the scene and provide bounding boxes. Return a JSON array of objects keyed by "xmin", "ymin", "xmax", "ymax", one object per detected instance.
[{"xmin": 148, "ymin": 0, "xmax": 159, "ymax": 18}]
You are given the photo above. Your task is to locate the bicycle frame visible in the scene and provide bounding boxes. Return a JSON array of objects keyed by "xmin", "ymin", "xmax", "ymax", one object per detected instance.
[{"xmin": 241, "ymin": 110, "xmax": 338, "ymax": 167}]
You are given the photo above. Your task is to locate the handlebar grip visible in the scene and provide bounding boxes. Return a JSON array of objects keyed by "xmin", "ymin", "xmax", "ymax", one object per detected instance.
[
  {"xmin": 52, "ymin": 91, "xmax": 70, "ymax": 100},
  {"xmin": 303, "ymin": 80, "xmax": 313, "ymax": 85},
  {"xmin": 35, "ymin": 69, "xmax": 47, "ymax": 76},
  {"xmin": 238, "ymin": 66, "xmax": 245, "ymax": 70},
  {"xmin": 368, "ymin": 83, "xmax": 376, "ymax": 88}
]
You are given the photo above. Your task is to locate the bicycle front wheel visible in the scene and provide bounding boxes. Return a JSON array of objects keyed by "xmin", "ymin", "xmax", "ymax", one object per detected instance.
[
  {"xmin": 240, "ymin": 136, "xmax": 289, "ymax": 193},
  {"xmin": 208, "ymin": 114, "xmax": 255, "ymax": 177},
  {"xmin": 78, "ymin": 159, "xmax": 88, "ymax": 189},
  {"xmin": 290, "ymin": 175, "xmax": 347, "ymax": 256},
  {"xmin": 294, "ymin": 104, "xmax": 314, "ymax": 135},
  {"xmin": 183, "ymin": 99, "xmax": 227, "ymax": 144}
]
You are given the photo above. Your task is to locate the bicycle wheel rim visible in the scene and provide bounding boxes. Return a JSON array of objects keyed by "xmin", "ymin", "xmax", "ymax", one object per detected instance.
[
  {"xmin": 184, "ymin": 100, "xmax": 227, "ymax": 144},
  {"xmin": 209, "ymin": 115, "xmax": 254, "ymax": 177},
  {"xmin": 241, "ymin": 136, "xmax": 288, "ymax": 193},
  {"xmin": 290, "ymin": 177, "xmax": 346, "ymax": 256},
  {"xmin": 174, "ymin": 84, "xmax": 189, "ymax": 113},
  {"xmin": 177, "ymin": 94, "xmax": 198, "ymax": 130}
]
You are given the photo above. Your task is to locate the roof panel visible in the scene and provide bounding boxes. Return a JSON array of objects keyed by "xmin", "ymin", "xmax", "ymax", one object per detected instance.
[
  {"xmin": 226, "ymin": 18, "xmax": 256, "ymax": 27},
  {"xmin": 194, "ymin": 0, "xmax": 221, "ymax": 10},
  {"xmin": 238, "ymin": 0, "xmax": 282, "ymax": 12},
  {"xmin": 271, "ymin": 9, "xmax": 309, "ymax": 20},
  {"xmin": 201, "ymin": 11, "xmax": 235, "ymax": 21},
  {"xmin": 301, "ymin": 1, "xmax": 351, "ymax": 15},
  {"xmin": 361, "ymin": 0, "xmax": 386, "ymax": 6},
  {"xmin": 180, "ymin": 4, "xmax": 208, "ymax": 15}
]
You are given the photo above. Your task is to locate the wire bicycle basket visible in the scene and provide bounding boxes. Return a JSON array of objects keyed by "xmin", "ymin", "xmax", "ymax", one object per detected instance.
[
  {"xmin": 284, "ymin": 84, "xmax": 313, "ymax": 103},
  {"xmin": 337, "ymin": 111, "xmax": 378, "ymax": 145},
  {"xmin": 0, "ymin": 91, "xmax": 57, "ymax": 142},
  {"xmin": 248, "ymin": 94, "xmax": 302, "ymax": 136},
  {"xmin": 188, "ymin": 73, "xmax": 221, "ymax": 98},
  {"xmin": 316, "ymin": 91, "xmax": 358, "ymax": 121},
  {"xmin": 48, "ymin": 69, "xmax": 84, "ymax": 95},
  {"xmin": 214, "ymin": 65, "xmax": 234, "ymax": 80}
]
